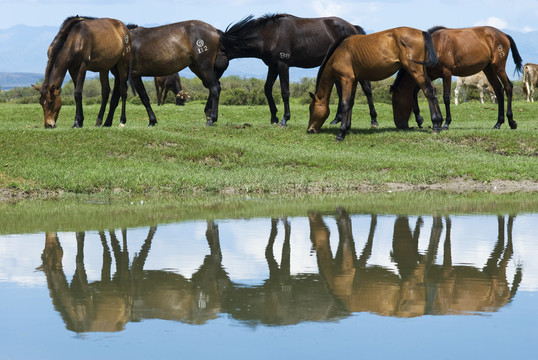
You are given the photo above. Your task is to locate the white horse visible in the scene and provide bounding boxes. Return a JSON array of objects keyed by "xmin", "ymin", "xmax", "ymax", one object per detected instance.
[
  {"xmin": 523, "ymin": 63, "xmax": 538, "ymax": 102},
  {"xmin": 454, "ymin": 72, "xmax": 496, "ymax": 105}
]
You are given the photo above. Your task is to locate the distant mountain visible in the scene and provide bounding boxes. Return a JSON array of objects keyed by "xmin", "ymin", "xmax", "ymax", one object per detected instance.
[
  {"xmin": 0, "ymin": 24, "xmax": 535, "ymax": 90},
  {"xmin": 0, "ymin": 72, "xmax": 43, "ymax": 90}
]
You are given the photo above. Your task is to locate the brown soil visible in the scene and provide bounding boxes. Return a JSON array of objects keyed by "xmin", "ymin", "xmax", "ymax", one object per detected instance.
[{"xmin": 1, "ymin": 179, "xmax": 537, "ymax": 203}]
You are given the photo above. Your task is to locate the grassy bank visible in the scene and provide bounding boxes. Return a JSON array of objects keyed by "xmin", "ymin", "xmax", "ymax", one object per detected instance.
[{"xmin": 0, "ymin": 99, "xmax": 537, "ymax": 200}]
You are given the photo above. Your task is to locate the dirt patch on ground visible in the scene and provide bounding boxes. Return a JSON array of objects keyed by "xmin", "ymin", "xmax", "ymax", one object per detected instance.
[{"xmin": 2, "ymin": 179, "xmax": 536, "ymax": 203}]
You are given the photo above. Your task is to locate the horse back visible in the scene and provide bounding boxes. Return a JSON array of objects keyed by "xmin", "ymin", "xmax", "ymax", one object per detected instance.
[
  {"xmin": 431, "ymin": 26, "xmax": 510, "ymax": 77},
  {"xmin": 65, "ymin": 18, "xmax": 130, "ymax": 70},
  {"xmin": 130, "ymin": 21, "xmax": 220, "ymax": 77}
]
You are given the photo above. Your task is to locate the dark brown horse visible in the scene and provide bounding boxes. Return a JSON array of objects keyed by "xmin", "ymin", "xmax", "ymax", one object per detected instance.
[
  {"xmin": 308, "ymin": 27, "xmax": 443, "ymax": 141},
  {"xmin": 220, "ymin": 14, "xmax": 378, "ymax": 126},
  {"xmin": 390, "ymin": 26, "xmax": 523, "ymax": 130},
  {"xmin": 108, "ymin": 22, "xmax": 228, "ymax": 126},
  {"xmin": 32, "ymin": 16, "xmax": 131, "ymax": 128},
  {"xmin": 154, "ymin": 73, "xmax": 188, "ymax": 105}
]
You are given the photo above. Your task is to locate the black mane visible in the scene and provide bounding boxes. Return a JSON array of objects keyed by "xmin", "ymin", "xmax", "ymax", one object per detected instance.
[
  {"xmin": 222, "ymin": 13, "xmax": 288, "ymax": 56},
  {"xmin": 428, "ymin": 26, "xmax": 446, "ymax": 34}
]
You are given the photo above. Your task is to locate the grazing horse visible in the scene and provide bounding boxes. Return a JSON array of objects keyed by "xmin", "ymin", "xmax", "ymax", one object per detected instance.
[
  {"xmin": 308, "ymin": 27, "xmax": 443, "ymax": 141},
  {"xmin": 454, "ymin": 72, "xmax": 496, "ymax": 105},
  {"xmin": 109, "ymin": 22, "xmax": 228, "ymax": 126},
  {"xmin": 391, "ymin": 26, "xmax": 523, "ymax": 130},
  {"xmin": 522, "ymin": 63, "xmax": 538, "ymax": 102},
  {"xmin": 32, "ymin": 16, "xmax": 131, "ymax": 128},
  {"xmin": 220, "ymin": 14, "xmax": 378, "ymax": 126},
  {"xmin": 154, "ymin": 73, "xmax": 189, "ymax": 105}
]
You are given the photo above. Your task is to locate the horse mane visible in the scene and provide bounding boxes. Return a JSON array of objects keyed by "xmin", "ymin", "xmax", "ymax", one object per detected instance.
[
  {"xmin": 127, "ymin": 24, "xmax": 140, "ymax": 30},
  {"xmin": 221, "ymin": 13, "xmax": 288, "ymax": 56},
  {"xmin": 45, "ymin": 16, "xmax": 95, "ymax": 83},
  {"xmin": 354, "ymin": 25, "xmax": 366, "ymax": 35},
  {"xmin": 315, "ymin": 36, "xmax": 348, "ymax": 92},
  {"xmin": 428, "ymin": 26, "xmax": 446, "ymax": 34}
]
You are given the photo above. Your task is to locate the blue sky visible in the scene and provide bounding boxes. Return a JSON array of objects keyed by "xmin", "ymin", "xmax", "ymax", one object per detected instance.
[{"xmin": 1, "ymin": 0, "xmax": 538, "ymax": 33}]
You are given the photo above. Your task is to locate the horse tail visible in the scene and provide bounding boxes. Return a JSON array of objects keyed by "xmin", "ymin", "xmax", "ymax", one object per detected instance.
[
  {"xmin": 505, "ymin": 33, "xmax": 523, "ymax": 75},
  {"xmin": 422, "ymin": 31, "xmax": 438, "ymax": 68},
  {"xmin": 316, "ymin": 37, "xmax": 348, "ymax": 92}
]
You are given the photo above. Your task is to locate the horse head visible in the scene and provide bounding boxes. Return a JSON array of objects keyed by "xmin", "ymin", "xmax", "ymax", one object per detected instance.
[
  {"xmin": 307, "ymin": 92, "xmax": 330, "ymax": 133},
  {"xmin": 390, "ymin": 71, "xmax": 416, "ymax": 129},
  {"xmin": 175, "ymin": 90, "xmax": 190, "ymax": 105},
  {"xmin": 32, "ymin": 83, "xmax": 62, "ymax": 128}
]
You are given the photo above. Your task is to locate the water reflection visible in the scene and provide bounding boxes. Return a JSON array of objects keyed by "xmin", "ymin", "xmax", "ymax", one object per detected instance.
[
  {"xmin": 310, "ymin": 210, "xmax": 521, "ymax": 318},
  {"xmin": 38, "ymin": 211, "xmax": 523, "ymax": 333}
]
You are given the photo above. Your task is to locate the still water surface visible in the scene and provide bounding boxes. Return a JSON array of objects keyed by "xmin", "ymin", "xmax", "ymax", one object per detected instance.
[{"xmin": 0, "ymin": 200, "xmax": 537, "ymax": 359}]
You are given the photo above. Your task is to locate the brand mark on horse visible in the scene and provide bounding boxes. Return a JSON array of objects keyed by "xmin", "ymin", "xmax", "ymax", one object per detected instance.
[{"xmin": 196, "ymin": 39, "xmax": 208, "ymax": 54}]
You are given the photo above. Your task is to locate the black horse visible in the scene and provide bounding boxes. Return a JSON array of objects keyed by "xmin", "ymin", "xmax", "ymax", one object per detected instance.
[{"xmin": 220, "ymin": 14, "xmax": 377, "ymax": 126}]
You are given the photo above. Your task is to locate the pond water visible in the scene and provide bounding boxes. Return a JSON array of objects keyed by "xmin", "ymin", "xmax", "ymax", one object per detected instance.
[{"xmin": 0, "ymin": 196, "xmax": 537, "ymax": 359}]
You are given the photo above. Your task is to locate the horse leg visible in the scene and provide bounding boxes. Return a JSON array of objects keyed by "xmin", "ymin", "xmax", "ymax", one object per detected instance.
[
  {"xmin": 199, "ymin": 74, "xmax": 221, "ymax": 125},
  {"xmin": 330, "ymin": 82, "xmax": 343, "ymax": 125},
  {"xmin": 71, "ymin": 67, "xmax": 87, "ymax": 128},
  {"xmin": 132, "ymin": 77, "xmax": 158, "ymax": 126},
  {"xmin": 483, "ymin": 65, "xmax": 515, "ymax": 129},
  {"xmin": 103, "ymin": 70, "xmax": 120, "ymax": 127},
  {"xmin": 277, "ymin": 63, "xmax": 291, "ymax": 126},
  {"xmin": 411, "ymin": 85, "xmax": 424, "ymax": 128},
  {"xmin": 360, "ymin": 80, "xmax": 378, "ymax": 127},
  {"xmin": 410, "ymin": 70, "xmax": 443, "ymax": 132},
  {"xmin": 265, "ymin": 66, "xmax": 279, "ymax": 124},
  {"xmin": 162, "ymin": 88, "xmax": 169, "ymax": 105},
  {"xmin": 336, "ymin": 79, "xmax": 357, "ymax": 141},
  {"xmin": 156, "ymin": 84, "xmax": 163, "ymax": 106},
  {"xmin": 442, "ymin": 75, "xmax": 453, "ymax": 130},
  {"xmin": 118, "ymin": 67, "xmax": 129, "ymax": 126},
  {"xmin": 96, "ymin": 71, "xmax": 109, "ymax": 126}
]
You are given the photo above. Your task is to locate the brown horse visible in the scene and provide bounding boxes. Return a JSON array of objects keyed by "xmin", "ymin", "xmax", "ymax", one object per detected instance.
[
  {"xmin": 107, "ymin": 22, "xmax": 228, "ymax": 126},
  {"xmin": 308, "ymin": 27, "xmax": 443, "ymax": 141},
  {"xmin": 32, "ymin": 16, "xmax": 131, "ymax": 128},
  {"xmin": 154, "ymin": 73, "xmax": 188, "ymax": 105},
  {"xmin": 391, "ymin": 26, "xmax": 523, "ymax": 130}
]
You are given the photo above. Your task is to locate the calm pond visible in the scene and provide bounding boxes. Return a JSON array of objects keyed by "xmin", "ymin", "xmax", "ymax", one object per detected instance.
[{"xmin": 0, "ymin": 194, "xmax": 537, "ymax": 359}]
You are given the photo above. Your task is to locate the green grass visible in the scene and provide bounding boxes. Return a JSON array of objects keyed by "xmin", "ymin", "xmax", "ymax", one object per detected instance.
[{"xmin": 0, "ymin": 99, "xmax": 536, "ymax": 198}]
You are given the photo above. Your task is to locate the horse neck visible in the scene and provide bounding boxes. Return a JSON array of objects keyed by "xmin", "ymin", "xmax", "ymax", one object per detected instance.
[
  {"xmin": 315, "ymin": 70, "xmax": 335, "ymax": 106},
  {"xmin": 44, "ymin": 48, "xmax": 70, "ymax": 89},
  {"xmin": 224, "ymin": 42, "xmax": 264, "ymax": 60}
]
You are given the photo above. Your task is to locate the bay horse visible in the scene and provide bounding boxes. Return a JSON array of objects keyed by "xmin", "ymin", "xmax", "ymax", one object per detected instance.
[
  {"xmin": 108, "ymin": 22, "xmax": 228, "ymax": 126},
  {"xmin": 154, "ymin": 73, "xmax": 189, "ymax": 105},
  {"xmin": 308, "ymin": 27, "xmax": 443, "ymax": 141},
  {"xmin": 220, "ymin": 14, "xmax": 378, "ymax": 127},
  {"xmin": 32, "ymin": 16, "xmax": 131, "ymax": 128},
  {"xmin": 390, "ymin": 26, "xmax": 523, "ymax": 130}
]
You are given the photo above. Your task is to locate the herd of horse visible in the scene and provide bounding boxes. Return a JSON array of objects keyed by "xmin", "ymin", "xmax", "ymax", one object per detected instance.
[{"xmin": 33, "ymin": 14, "xmax": 529, "ymax": 141}]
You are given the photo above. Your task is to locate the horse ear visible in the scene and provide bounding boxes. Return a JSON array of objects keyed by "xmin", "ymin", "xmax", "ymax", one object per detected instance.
[
  {"xmin": 31, "ymin": 84, "xmax": 41, "ymax": 91},
  {"xmin": 309, "ymin": 92, "xmax": 316, "ymax": 101}
]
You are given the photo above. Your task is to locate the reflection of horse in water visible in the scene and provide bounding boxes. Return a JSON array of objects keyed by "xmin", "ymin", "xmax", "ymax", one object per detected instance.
[
  {"xmin": 309, "ymin": 210, "xmax": 521, "ymax": 317},
  {"xmin": 40, "ymin": 212, "xmax": 522, "ymax": 332},
  {"xmin": 222, "ymin": 218, "xmax": 348, "ymax": 326},
  {"xmin": 40, "ymin": 220, "xmax": 344, "ymax": 332},
  {"xmin": 40, "ymin": 223, "xmax": 231, "ymax": 332}
]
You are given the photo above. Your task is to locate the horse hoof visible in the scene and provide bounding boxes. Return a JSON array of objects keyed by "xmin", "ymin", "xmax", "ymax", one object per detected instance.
[
  {"xmin": 442, "ymin": 125, "xmax": 449, "ymax": 130},
  {"xmin": 148, "ymin": 122, "xmax": 157, "ymax": 127},
  {"xmin": 493, "ymin": 124, "xmax": 501, "ymax": 129},
  {"xmin": 335, "ymin": 136, "xmax": 344, "ymax": 142},
  {"xmin": 509, "ymin": 122, "xmax": 518, "ymax": 130},
  {"xmin": 206, "ymin": 120, "xmax": 215, "ymax": 126},
  {"xmin": 119, "ymin": 123, "xmax": 125, "ymax": 128}
]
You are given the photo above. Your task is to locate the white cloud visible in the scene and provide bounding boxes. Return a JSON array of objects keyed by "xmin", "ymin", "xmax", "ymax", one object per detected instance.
[{"xmin": 474, "ymin": 16, "xmax": 508, "ymax": 29}]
